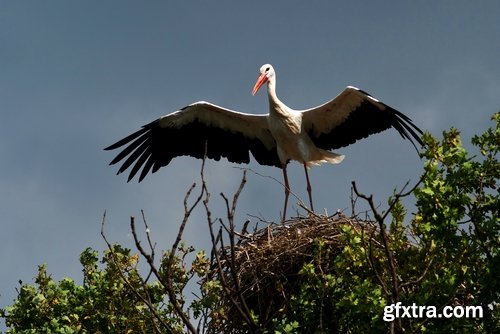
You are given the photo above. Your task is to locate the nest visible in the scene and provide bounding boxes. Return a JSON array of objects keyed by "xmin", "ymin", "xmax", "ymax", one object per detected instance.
[{"xmin": 207, "ymin": 213, "xmax": 377, "ymax": 333}]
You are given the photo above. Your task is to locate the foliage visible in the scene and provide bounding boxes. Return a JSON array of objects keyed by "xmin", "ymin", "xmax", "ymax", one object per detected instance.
[
  {"xmin": 0, "ymin": 244, "xmax": 212, "ymax": 334},
  {"xmin": 0, "ymin": 246, "xmax": 157, "ymax": 333},
  {"xmin": 407, "ymin": 112, "xmax": 499, "ymax": 332},
  {"xmin": 1, "ymin": 112, "xmax": 498, "ymax": 333}
]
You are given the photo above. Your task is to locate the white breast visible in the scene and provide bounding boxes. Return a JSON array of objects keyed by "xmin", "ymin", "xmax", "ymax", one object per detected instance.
[{"xmin": 267, "ymin": 110, "xmax": 310, "ymax": 163}]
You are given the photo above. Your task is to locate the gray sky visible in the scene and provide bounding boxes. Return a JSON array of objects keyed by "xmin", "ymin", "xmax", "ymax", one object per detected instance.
[{"xmin": 1, "ymin": 1, "xmax": 499, "ymax": 322}]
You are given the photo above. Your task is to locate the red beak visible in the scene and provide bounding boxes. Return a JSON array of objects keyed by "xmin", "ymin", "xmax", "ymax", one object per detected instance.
[{"xmin": 252, "ymin": 73, "xmax": 268, "ymax": 96}]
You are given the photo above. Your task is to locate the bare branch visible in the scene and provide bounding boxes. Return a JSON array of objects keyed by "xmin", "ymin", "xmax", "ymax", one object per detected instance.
[
  {"xmin": 351, "ymin": 181, "xmax": 401, "ymax": 332},
  {"xmin": 205, "ymin": 197, "xmax": 255, "ymax": 330},
  {"xmin": 234, "ymin": 166, "xmax": 307, "ymax": 216},
  {"xmin": 381, "ymin": 176, "xmax": 424, "ymax": 222},
  {"xmin": 100, "ymin": 212, "xmax": 168, "ymax": 333},
  {"xmin": 140, "ymin": 209, "xmax": 156, "ymax": 282},
  {"xmin": 133, "ymin": 216, "xmax": 198, "ymax": 333},
  {"xmin": 221, "ymin": 172, "xmax": 258, "ymax": 330},
  {"xmin": 204, "ymin": 168, "xmax": 260, "ymax": 332}
]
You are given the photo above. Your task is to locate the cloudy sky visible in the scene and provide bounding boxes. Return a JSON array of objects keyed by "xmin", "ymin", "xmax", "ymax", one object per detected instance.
[{"xmin": 1, "ymin": 1, "xmax": 499, "ymax": 322}]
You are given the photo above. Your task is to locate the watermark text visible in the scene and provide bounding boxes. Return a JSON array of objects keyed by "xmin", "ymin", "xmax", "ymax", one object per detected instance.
[{"xmin": 383, "ymin": 302, "xmax": 483, "ymax": 322}]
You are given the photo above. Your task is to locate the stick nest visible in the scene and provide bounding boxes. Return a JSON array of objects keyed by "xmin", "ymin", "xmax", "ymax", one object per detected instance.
[{"xmin": 208, "ymin": 213, "xmax": 377, "ymax": 332}]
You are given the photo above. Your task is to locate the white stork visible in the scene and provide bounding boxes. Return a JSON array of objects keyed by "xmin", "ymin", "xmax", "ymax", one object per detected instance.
[{"xmin": 105, "ymin": 64, "xmax": 423, "ymax": 221}]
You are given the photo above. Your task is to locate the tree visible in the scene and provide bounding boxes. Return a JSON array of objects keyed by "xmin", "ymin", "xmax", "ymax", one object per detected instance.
[{"xmin": 1, "ymin": 112, "xmax": 498, "ymax": 333}]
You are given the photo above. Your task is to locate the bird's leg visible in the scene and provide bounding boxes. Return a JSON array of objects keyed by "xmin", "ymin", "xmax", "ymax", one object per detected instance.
[
  {"xmin": 282, "ymin": 164, "xmax": 290, "ymax": 223},
  {"xmin": 303, "ymin": 163, "xmax": 314, "ymax": 212}
]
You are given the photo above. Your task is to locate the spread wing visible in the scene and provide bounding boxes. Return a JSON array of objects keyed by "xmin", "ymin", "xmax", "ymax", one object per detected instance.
[
  {"xmin": 301, "ymin": 86, "xmax": 423, "ymax": 151},
  {"xmin": 105, "ymin": 101, "xmax": 281, "ymax": 182}
]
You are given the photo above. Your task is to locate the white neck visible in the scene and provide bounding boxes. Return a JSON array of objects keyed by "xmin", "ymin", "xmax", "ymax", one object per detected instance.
[
  {"xmin": 266, "ymin": 74, "xmax": 295, "ymax": 119},
  {"xmin": 266, "ymin": 75, "xmax": 282, "ymax": 108}
]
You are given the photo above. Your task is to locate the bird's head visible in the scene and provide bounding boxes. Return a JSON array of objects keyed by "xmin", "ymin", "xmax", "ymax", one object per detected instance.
[{"xmin": 252, "ymin": 64, "xmax": 275, "ymax": 96}]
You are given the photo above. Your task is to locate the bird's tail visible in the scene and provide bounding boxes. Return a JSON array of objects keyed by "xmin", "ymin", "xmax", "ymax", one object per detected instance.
[{"xmin": 306, "ymin": 149, "xmax": 345, "ymax": 168}]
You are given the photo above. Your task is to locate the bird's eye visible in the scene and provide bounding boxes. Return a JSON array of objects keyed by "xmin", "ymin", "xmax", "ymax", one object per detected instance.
[{"xmin": 265, "ymin": 67, "xmax": 270, "ymax": 72}]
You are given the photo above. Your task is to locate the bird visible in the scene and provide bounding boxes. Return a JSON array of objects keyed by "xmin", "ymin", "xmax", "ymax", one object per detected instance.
[{"xmin": 105, "ymin": 64, "xmax": 423, "ymax": 221}]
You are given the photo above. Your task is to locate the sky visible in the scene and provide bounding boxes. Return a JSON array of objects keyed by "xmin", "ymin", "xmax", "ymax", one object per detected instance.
[{"xmin": 1, "ymin": 1, "xmax": 499, "ymax": 325}]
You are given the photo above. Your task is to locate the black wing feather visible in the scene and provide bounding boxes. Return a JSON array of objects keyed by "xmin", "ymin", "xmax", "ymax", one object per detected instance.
[
  {"xmin": 105, "ymin": 113, "xmax": 281, "ymax": 182},
  {"xmin": 305, "ymin": 88, "xmax": 423, "ymax": 152}
]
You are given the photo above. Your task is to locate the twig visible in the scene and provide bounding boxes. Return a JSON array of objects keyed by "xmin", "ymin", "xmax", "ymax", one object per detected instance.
[
  {"xmin": 381, "ymin": 177, "xmax": 424, "ymax": 222},
  {"xmin": 399, "ymin": 255, "xmax": 435, "ymax": 289},
  {"xmin": 168, "ymin": 181, "xmax": 201, "ymax": 267},
  {"xmin": 221, "ymin": 172, "xmax": 258, "ymax": 330},
  {"xmin": 234, "ymin": 166, "xmax": 307, "ymax": 216},
  {"xmin": 351, "ymin": 181, "xmax": 401, "ymax": 332},
  {"xmin": 205, "ymin": 196, "xmax": 256, "ymax": 331},
  {"xmin": 362, "ymin": 227, "xmax": 390, "ymax": 298},
  {"xmin": 140, "ymin": 210, "xmax": 156, "ymax": 282},
  {"xmin": 205, "ymin": 170, "xmax": 260, "ymax": 332},
  {"xmin": 100, "ymin": 212, "xmax": 168, "ymax": 333},
  {"xmin": 131, "ymin": 215, "xmax": 198, "ymax": 333}
]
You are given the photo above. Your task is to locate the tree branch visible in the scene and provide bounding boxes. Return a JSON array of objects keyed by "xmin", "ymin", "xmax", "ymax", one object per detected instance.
[
  {"xmin": 351, "ymin": 181, "xmax": 401, "ymax": 332},
  {"xmin": 100, "ymin": 212, "xmax": 169, "ymax": 333}
]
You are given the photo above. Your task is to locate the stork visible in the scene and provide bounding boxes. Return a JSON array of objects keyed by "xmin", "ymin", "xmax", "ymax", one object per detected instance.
[{"xmin": 105, "ymin": 64, "xmax": 423, "ymax": 221}]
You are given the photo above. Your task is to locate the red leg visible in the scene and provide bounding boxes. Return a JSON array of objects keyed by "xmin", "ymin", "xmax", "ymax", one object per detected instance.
[
  {"xmin": 282, "ymin": 164, "xmax": 290, "ymax": 222},
  {"xmin": 303, "ymin": 163, "xmax": 314, "ymax": 212}
]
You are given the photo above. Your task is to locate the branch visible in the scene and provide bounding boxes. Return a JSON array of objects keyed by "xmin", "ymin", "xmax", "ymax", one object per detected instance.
[
  {"xmin": 362, "ymin": 226, "xmax": 390, "ymax": 298},
  {"xmin": 220, "ymin": 171, "xmax": 258, "ymax": 330},
  {"xmin": 140, "ymin": 209, "xmax": 156, "ymax": 282},
  {"xmin": 234, "ymin": 166, "xmax": 307, "ymax": 217},
  {"xmin": 400, "ymin": 255, "xmax": 434, "ymax": 289},
  {"xmin": 205, "ymin": 171, "xmax": 259, "ymax": 332},
  {"xmin": 351, "ymin": 181, "xmax": 401, "ymax": 332},
  {"xmin": 381, "ymin": 176, "xmax": 424, "ymax": 222},
  {"xmin": 100, "ymin": 212, "xmax": 169, "ymax": 333},
  {"xmin": 131, "ymin": 214, "xmax": 198, "ymax": 334}
]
